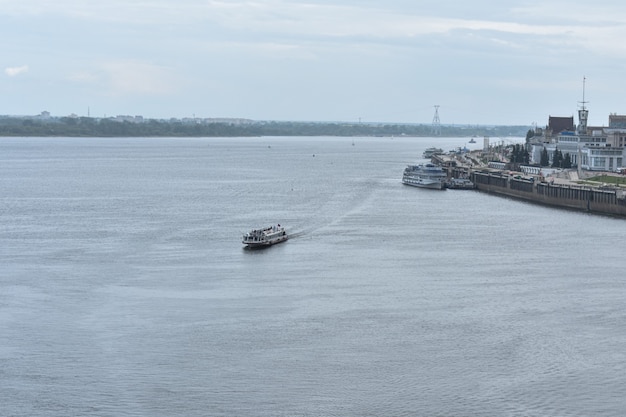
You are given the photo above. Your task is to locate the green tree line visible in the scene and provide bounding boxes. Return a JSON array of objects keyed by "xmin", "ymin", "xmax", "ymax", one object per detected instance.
[{"xmin": 0, "ymin": 117, "xmax": 530, "ymax": 137}]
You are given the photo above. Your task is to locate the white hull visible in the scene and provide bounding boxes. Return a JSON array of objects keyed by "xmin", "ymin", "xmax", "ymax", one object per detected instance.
[
  {"xmin": 244, "ymin": 235, "xmax": 288, "ymax": 248},
  {"xmin": 402, "ymin": 177, "xmax": 445, "ymax": 189}
]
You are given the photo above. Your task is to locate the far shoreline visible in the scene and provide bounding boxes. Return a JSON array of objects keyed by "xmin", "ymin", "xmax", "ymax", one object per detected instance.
[{"xmin": 0, "ymin": 115, "xmax": 530, "ymax": 138}]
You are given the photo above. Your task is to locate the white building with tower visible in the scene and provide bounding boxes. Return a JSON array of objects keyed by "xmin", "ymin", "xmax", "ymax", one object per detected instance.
[{"xmin": 529, "ymin": 79, "xmax": 625, "ymax": 172}]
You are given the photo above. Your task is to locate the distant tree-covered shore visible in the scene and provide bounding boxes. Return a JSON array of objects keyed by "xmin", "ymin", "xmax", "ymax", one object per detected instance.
[{"xmin": 0, "ymin": 116, "xmax": 529, "ymax": 138}]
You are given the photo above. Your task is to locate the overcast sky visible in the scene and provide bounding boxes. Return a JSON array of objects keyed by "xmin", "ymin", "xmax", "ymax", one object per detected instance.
[{"xmin": 2, "ymin": 0, "xmax": 626, "ymax": 126}]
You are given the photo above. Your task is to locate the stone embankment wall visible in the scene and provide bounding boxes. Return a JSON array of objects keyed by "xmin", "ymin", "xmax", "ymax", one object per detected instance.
[{"xmin": 471, "ymin": 171, "xmax": 626, "ymax": 217}]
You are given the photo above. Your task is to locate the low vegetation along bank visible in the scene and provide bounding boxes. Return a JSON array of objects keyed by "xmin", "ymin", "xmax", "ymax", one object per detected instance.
[{"xmin": 0, "ymin": 116, "xmax": 529, "ymax": 138}]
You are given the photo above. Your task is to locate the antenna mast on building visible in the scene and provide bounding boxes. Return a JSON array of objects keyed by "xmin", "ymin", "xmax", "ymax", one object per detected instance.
[
  {"xmin": 577, "ymin": 76, "xmax": 589, "ymax": 135},
  {"xmin": 432, "ymin": 105, "xmax": 441, "ymax": 136}
]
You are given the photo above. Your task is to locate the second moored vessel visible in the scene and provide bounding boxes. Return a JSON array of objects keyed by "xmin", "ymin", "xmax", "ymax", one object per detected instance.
[
  {"xmin": 445, "ymin": 177, "xmax": 476, "ymax": 190},
  {"xmin": 422, "ymin": 147, "xmax": 444, "ymax": 159}
]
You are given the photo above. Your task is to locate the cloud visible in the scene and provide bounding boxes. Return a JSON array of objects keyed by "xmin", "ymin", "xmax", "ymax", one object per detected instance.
[
  {"xmin": 67, "ymin": 70, "xmax": 99, "ymax": 83},
  {"xmin": 5, "ymin": 65, "xmax": 29, "ymax": 77},
  {"xmin": 102, "ymin": 60, "xmax": 178, "ymax": 96},
  {"xmin": 3, "ymin": 1, "xmax": 626, "ymax": 123}
]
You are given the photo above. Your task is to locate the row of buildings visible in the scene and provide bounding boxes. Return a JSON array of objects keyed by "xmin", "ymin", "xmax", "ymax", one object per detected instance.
[
  {"xmin": 529, "ymin": 102, "xmax": 626, "ymax": 173},
  {"xmin": 10, "ymin": 111, "xmax": 254, "ymax": 125}
]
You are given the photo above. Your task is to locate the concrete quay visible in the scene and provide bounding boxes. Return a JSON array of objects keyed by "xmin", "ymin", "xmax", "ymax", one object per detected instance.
[{"xmin": 432, "ymin": 152, "xmax": 626, "ymax": 217}]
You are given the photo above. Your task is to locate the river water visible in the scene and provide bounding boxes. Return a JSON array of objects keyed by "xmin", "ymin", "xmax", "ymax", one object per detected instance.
[{"xmin": 2, "ymin": 136, "xmax": 626, "ymax": 416}]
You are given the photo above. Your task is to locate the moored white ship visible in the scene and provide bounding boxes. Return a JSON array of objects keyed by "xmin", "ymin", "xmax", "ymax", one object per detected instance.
[
  {"xmin": 402, "ymin": 163, "xmax": 447, "ymax": 190},
  {"xmin": 242, "ymin": 224, "xmax": 288, "ymax": 247}
]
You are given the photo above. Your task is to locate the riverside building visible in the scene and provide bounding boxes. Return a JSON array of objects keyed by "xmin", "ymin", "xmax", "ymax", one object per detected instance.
[{"xmin": 529, "ymin": 89, "xmax": 625, "ymax": 172}]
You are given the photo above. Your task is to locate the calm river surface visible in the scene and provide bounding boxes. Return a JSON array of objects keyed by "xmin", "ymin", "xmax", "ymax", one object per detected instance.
[{"xmin": 2, "ymin": 136, "xmax": 626, "ymax": 416}]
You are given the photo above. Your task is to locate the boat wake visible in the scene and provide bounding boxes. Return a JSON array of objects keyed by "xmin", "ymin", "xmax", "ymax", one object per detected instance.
[
  {"xmin": 285, "ymin": 178, "xmax": 383, "ymax": 240},
  {"xmin": 287, "ymin": 230, "xmax": 307, "ymax": 239}
]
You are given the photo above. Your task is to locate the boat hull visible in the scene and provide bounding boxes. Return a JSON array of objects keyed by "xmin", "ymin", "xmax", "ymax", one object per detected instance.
[
  {"xmin": 243, "ymin": 235, "xmax": 288, "ymax": 248},
  {"xmin": 402, "ymin": 163, "xmax": 447, "ymax": 190},
  {"xmin": 445, "ymin": 178, "xmax": 476, "ymax": 189},
  {"xmin": 402, "ymin": 178, "xmax": 445, "ymax": 189}
]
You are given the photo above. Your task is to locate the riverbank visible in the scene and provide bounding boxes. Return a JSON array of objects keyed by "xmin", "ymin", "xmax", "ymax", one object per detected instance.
[{"xmin": 437, "ymin": 152, "xmax": 626, "ymax": 217}]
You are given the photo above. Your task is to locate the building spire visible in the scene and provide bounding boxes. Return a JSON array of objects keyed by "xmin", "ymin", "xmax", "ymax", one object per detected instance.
[
  {"xmin": 580, "ymin": 76, "xmax": 587, "ymax": 110},
  {"xmin": 577, "ymin": 76, "xmax": 589, "ymax": 135}
]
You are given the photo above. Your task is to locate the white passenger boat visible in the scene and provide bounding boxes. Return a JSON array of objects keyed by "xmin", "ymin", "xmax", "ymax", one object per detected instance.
[
  {"xmin": 242, "ymin": 224, "xmax": 288, "ymax": 248},
  {"xmin": 402, "ymin": 163, "xmax": 447, "ymax": 190}
]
